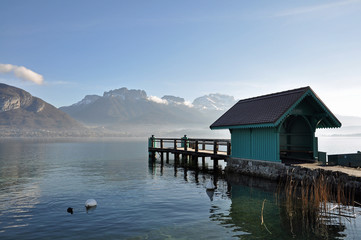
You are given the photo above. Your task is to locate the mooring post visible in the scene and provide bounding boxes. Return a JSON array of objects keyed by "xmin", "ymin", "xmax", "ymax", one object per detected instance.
[
  {"xmin": 181, "ymin": 135, "xmax": 188, "ymax": 151},
  {"xmin": 148, "ymin": 135, "xmax": 156, "ymax": 162},
  {"xmin": 148, "ymin": 135, "xmax": 155, "ymax": 148}
]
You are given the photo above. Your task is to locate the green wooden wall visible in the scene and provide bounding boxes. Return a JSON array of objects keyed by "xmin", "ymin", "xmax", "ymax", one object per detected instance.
[
  {"xmin": 231, "ymin": 129, "xmax": 251, "ymax": 159},
  {"xmin": 224, "ymin": 95, "xmax": 336, "ymax": 163},
  {"xmin": 231, "ymin": 128, "xmax": 280, "ymax": 162}
]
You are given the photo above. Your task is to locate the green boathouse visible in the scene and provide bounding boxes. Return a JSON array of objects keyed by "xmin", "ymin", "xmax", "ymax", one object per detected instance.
[{"xmin": 210, "ymin": 87, "xmax": 341, "ymax": 163}]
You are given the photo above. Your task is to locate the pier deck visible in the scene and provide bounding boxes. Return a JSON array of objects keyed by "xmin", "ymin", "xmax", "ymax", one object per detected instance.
[{"xmin": 148, "ymin": 136, "xmax": 231, "ymax": 162}]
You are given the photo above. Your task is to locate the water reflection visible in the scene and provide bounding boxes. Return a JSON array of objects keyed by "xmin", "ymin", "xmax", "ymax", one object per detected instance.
[
  {"xmin": 1, "ymin": 139, "xmax": 360, "ymax": 239},
  {"xmin": 226, "ymin": 175, "xmax": 349, "ymax": 239},
  {"xmin": 0, "ymin": 141, "xmax": 46, "ymax": 188},
  {"xmin": 0, "ymin": 141, "xmax": 45, "ymax": 232},
  {"xmin": 150, "ymin": 156, "xmax": 361, "ymax": 239}
]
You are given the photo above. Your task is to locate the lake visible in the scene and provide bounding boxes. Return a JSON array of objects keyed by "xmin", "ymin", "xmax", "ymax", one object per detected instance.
[{"xmin": 1, "ymin": 137, "xmax": 361, "ymax": 239}]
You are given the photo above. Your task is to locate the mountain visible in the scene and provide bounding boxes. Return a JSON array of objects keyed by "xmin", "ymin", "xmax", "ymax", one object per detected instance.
[
  {"xmin": 0, "ymin": 83, "xmax": 83, "ymax": 135},
  {"xmin": 192, "ymin": 93, "xmax": 236, "ymax": 110},
  {"xmin": 317, "ymin": 115, "xmax": 361, "ymax": 137},
  {"xmin": 103, "ymin": 87, "xmax": 147, "ymax": 99},
  {"xmin": 59, "ymin": 88, "xmax": 231, "ymax": 129},
  {"xmin": 161, "ymin": 95, "xmax": 186, "ymax": 104}
]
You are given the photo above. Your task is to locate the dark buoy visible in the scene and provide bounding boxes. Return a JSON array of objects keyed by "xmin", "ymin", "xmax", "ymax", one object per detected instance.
[{"xmin": 67, "ymin": 207, "xmax": 73, "ymax": 214}]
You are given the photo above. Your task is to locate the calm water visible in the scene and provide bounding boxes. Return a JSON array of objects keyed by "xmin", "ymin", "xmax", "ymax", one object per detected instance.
[{"xmin": 1, "ymin": 137, "xmax": 361, "ymax": 239}]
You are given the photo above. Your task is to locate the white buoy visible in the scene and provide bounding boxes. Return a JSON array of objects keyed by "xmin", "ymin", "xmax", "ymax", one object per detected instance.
[
  {"xmin": 206, "ymin": 179, "xmax": 216, "ymax": 190},
  {"xmin": 85, "ymin": 199, "xmax": 97, "ymax": 208}
]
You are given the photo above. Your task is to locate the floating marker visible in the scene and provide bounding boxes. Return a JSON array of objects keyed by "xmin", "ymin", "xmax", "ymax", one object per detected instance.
[
  {"xmin": 85, "ymin": 199, "xmax": 97, "ymax": 208},
  {"xmin": 67, "ymin": 207, "xmax": 73, "ymax": 214}
]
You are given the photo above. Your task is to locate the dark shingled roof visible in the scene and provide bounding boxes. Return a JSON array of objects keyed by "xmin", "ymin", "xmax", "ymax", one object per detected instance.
[{"xmin": 210, "ymin": 86, "xmax": 340, "ymax": 129}]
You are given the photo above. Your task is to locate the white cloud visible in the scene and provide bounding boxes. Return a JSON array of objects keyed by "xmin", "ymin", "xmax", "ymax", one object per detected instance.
[
  {"xmin": 0, "ymin": 63, "xmax": 44, "ymax": 85},
  {"xmin": 147, "ymin": 96, "xmax": 168, "ymax": 104},
  {"xmin": 183, "ymin": 101, "xmax": 193, "ymax": 108},
  {"xmin": 276, "ymin": 0, "xmax": 360, "ymax": 17}
]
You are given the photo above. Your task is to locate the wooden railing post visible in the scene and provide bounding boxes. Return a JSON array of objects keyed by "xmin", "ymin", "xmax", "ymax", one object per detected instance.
[
  {"xmin": 213, "ymin": 141, "xmax": 218, "ymax": 155},
  {"xmin": 195, "ymin": 140, "xmax": 198, "ymax": 152},
  {"xmin": 160, "ymin": 139, "xmax": 163, "ymax": 149},
  {"xmin": 202, "ymin": 142, "xmax": 206, "ymax": 150},
  {"xmin": 227, "ymin": 141, "xmax": 231, "ymax": 156},
  {"xmin": 174, "ymin": 139, "xmax": 177, "ymax": 150}
]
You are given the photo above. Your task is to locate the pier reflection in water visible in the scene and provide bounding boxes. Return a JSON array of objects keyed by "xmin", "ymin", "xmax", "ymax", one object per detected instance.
[{"xmin": 149, "ymin": 155, "xmax": 361, "ymax": 239}]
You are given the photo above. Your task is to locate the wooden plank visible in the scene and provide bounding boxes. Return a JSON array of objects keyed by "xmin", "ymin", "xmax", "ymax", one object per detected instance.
[{"xmin": 149, "ymin": 137, "xmax": 231, "ymax": 160}]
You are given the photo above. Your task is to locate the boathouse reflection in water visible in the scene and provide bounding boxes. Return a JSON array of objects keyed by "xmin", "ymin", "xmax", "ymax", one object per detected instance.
[
  {"xmin": 227, "ymin": 174, "xmax": 347, "ymax": 239},
  {"xmin": 149, "ymin": 157, "xmax": 357, "ymax": 239}
]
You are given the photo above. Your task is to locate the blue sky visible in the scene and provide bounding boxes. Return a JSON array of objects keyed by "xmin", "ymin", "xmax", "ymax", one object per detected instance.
[{"xmin": 1, "ymin": 0, "xmax": 361, "ymax": 116}]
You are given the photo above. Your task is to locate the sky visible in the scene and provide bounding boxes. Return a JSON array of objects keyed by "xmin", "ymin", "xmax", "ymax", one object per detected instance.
[{"xmin": 1, "ymin": 0, "xmax": 361, "ymax": 117}]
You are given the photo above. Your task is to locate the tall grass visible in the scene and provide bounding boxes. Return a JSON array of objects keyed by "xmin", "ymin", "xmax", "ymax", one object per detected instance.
[
  {"xmin": 283, "ymin": 170, "xmax": 355, "ymax": 211},
  {"xmin": 278, "ymin": 169, "xmax": 356, "ymax": 238}
]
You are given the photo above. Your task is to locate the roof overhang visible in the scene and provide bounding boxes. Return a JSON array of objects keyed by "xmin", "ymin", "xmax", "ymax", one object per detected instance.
[
  {"xmin": 274, "ymin": 88, "xmax": 341, "ymax": 129},
  {"xmin": 210, "ymin": 87, "xmax": 341, "ymax": 130}
]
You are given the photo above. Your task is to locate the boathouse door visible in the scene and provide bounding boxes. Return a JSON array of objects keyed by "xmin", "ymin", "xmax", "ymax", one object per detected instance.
[{"xmin": 279, "ymin": 115, "xmax": 315, "ymax": 162}]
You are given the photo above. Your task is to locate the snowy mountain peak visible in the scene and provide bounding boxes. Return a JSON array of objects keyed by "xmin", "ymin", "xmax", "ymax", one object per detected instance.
[
  {"xmin": 103, "ymin": 87, "xmax": 147, "ymax": 100},
  {"xmin": 74, "ymin": 95, "xmax": 101, "ymax": 106},
  {"xmin": 192, "ymin": 93, "xmax": 236, "ymax": 111},
  {"xmin": 161, "ymin": 95, "xmax": 185, "ymax": 104}
]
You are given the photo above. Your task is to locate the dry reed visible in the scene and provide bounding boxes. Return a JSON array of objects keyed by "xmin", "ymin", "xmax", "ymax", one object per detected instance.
[{"xmin": 281, "ymin": 170, "xmax": 356, "ymax": 237}]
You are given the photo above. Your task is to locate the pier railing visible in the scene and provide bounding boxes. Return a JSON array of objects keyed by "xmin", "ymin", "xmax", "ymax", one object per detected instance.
[{"xmin": 148, "ymin": 136, "xmax": 231, "ymax": 158}]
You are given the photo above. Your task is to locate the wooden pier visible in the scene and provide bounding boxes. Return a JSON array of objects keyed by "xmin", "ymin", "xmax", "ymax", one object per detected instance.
[{"xmin": 148, "ymin": 135, "xmax": 231, "ymax": 169}]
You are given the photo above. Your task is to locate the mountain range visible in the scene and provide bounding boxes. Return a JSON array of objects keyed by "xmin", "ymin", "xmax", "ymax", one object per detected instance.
[
  {"xmin": 1, "ymin": 83, "xmax": 361, "ymax": 137},
  {"xmin": 59, "ymin": 87, "xmax": 236, "ymax": 128},
  {"xmin": 0, "ymin": 84, "xmax": 237, "ymax": 137}
]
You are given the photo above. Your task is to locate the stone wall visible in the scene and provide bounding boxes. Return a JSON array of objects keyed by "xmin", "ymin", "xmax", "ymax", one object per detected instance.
[
  {"xmin": 225, "ymin": 157, "xmax": 288, "ymax": 181},
  {"xmin": 226, "ymin": 157, "xmax": 361, "ymax": 198}
]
